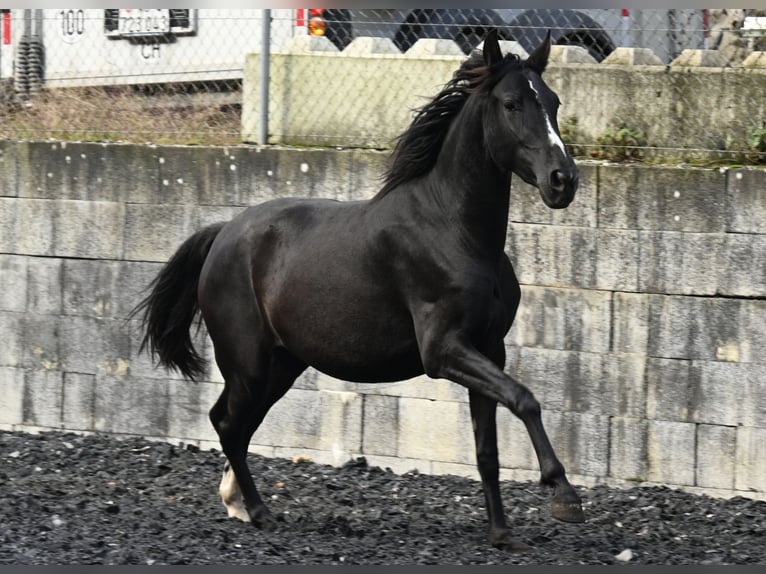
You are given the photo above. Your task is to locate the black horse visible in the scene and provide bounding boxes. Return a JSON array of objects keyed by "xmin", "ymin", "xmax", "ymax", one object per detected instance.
[{"xmin": 132, "ymin": 30, "xmax": 584, "ymax": 551}]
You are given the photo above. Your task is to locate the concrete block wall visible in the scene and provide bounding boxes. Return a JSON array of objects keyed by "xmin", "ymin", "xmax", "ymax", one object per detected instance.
[
  {"xmin": 242, "ymin": 38, "xmax": 766, "ymax": 162},
  {"xmin": 0, "ymin": 140, "xmax": 764, "ymax": 501}
]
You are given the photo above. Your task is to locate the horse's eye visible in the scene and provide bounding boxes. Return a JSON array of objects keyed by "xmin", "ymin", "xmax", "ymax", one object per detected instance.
[{"xmin": 504, "ymin": 100, "xmax": 519, "ymax": 112}]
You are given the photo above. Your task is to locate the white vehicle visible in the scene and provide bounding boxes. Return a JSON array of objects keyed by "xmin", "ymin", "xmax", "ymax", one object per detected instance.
[{"xmin": 2, "ymin": 8, "xmax": 300, "ymax": 89}]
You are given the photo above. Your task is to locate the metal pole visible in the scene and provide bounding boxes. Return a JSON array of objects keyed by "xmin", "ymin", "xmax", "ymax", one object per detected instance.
[{"xmin": 259, "ymin": 9, "xmax": 271, "ymax": 145}]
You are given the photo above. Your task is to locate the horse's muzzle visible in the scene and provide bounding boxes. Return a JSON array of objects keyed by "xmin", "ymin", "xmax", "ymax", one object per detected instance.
[{"xmin": 542, "ymin": 168, "xmax": 578, "ymax": 209}]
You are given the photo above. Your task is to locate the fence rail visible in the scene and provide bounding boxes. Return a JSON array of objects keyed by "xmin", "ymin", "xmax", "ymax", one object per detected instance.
[{"xmin": 0, "ymin": 8, "xmax": 764, "ymax": 162}]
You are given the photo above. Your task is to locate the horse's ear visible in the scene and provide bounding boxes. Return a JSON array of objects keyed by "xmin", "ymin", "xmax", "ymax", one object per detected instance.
[
  {"xmin": 482, "ymin": 28, "xmax": 503, "ymax": 66},
  {"xmin": 527, "ymin": 30, "xmax": 552, "ymax": 74}
]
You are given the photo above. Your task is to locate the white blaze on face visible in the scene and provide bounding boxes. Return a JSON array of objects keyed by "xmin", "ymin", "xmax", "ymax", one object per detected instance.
[
  {"xmin": 528, "ymin": 78, "xmax": 567, "ymax": 156},
  {"xmin": 219, "ymin": 460, "xmax": 251, "ymax": 522}
]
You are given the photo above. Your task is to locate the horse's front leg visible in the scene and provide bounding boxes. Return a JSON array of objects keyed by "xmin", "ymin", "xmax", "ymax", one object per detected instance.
[
  {"xmin": 420, "ymin": 333, "xmax": 585, "ymax": 543},
  {"xmin": 469, "ymin": 389, "xmax": 533, "ymax": 552}
]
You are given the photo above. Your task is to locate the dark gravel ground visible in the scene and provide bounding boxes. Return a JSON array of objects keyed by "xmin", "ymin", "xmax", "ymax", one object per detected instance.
[{"xmin": 1, "ymin": 430, "xmax": 764, "ymax": 565}]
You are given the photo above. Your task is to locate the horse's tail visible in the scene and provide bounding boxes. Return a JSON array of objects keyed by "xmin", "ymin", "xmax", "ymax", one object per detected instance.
[{"xmin": 129, "ymin": 221, "xmax": 227, "ymax": 381}]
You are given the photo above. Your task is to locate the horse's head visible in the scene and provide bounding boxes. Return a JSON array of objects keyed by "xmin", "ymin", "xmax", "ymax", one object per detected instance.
[{"xmin": 482, "ymin": 30, "xmax": 578, "ymax": 209}]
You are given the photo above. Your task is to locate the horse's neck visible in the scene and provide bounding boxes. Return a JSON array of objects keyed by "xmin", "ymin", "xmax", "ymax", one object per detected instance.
[{"xmin": 427, "ymin": 104, "xmax": 512, "ymax": 257}]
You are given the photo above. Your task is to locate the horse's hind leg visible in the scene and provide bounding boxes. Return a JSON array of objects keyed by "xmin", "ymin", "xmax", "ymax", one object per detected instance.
[{"xmin": 210, "ymin": 347, "xmax": 306, "ymax": 529}]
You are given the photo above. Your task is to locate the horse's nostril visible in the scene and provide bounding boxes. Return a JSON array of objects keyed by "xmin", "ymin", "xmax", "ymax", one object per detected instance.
[{"xmin": 550, "ymin": 170, "xmax": 567, "ymax": 191}]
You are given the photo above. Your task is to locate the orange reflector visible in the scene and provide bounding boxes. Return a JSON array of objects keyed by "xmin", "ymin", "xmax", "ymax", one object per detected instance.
[{"xmin": 309, "ymin": 16, "xmax": 326, "ymax": 37}]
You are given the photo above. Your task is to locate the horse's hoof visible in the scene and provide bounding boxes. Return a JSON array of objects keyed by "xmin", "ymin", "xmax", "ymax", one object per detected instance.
[
  {"xmin": 252, "ymin": 512, "xmax": 281, "ymax": 532},
  {"xmin": 551, "ymin": 499, "xmax": 585, "ymax": 523},
  {"xmin": 490, "ymin": 530, "xmax": 535, "ymax": 553}
]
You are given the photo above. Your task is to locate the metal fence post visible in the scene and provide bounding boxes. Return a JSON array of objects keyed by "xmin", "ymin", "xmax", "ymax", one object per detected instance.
[{"xmin": 259, "ymin": 8, "xmax": 271, "ymax": 145}]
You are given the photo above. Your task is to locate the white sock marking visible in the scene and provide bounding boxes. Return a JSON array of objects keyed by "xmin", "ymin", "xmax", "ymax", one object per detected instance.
[{"xmin": 219, "ymin": 460, "xmax": 251, "ymax": 522}]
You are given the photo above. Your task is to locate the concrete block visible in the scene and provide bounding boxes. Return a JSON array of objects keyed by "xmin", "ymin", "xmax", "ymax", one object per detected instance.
[
  {"xmin": 499, "ymin": 40, "xmax": 529, "ymax": 59},
  {"xmin": 316, "ymin": 389, "xmax": 363, "ymax": 455},
  {"xmin": 741, "ymin": 51, "xmax": 766, "ymax": 67},
  {"xmin": 690, "ymin": 362, "xmax": 758, "ymax": 426},
  {"xmin": 25, "ymin": 257, "xmax": 63, "ymax": 315},
  {"xmin": 594, "ymin": 228, "xmax": 640, "ymax": 292},
  {"xmin": 609, "ymin": 417, "xmax": 648, "ymax": 481},
  {"xmin": 58, "ymin": 316, "xmax": 132, "ymax": 376},
  {"xmin": 696, "ymin": 424, "xmax": 736, "ymax": 490},
  {"xmin": 122, "ymin": 203, "xmax": 199, "ymax": 262},
  {"xmin": 62, "ymin": 372, "xmax": 96, "ymax": 431},
  {"xmin": 93, "ymin": 375, "xmax": 170, "ymax": 437},
  {"xmin": 671, "ymin": 49, "xmax": 728, "ymax": 67},
  {"xmin": 15, "ymin": 142, "xmax": 132, "ymax": 202},
  {"xmin": 542, "ymin": 411, "xmax": 610, "ymax": 477},
  {"xmin": 396, "ymin": 397, "xmax": 475, "ymax": 465},
  {"xmin": 611, "ymin": 292, "xmax": 650, "ymax": 355},
  {"xmin": 154, "ymin": 146, "xmax": 204, "ymax": 205},
  {"xmin": 0, "ymin": 198, "xmax": 55, "ymax": 256},
  {"xmin": 232, "ymin": 147, "xmax": 360, "ymax": 201},
  {"xmin": 361, "ymin": 394, "xmax": 399, "ymax": 457},
  {"xmin": 646, "ymin": 296, "xmax": 764, "ymax": 363},
  {"xmin": 99, "ymin": 143, "xmax": 161, "ymax": 204},
  {"xmin": 166, "ymin": 379, "xmax": 221, "ymax": 443},
  {"xmin": 352, "ymin": 375, "xmax": 466, "ymax": 403},
  {"xmin": 475, "ymin": 39, "xmax": 528, "ymax": 59},
  {"xmin": 647, "ymin": 358, "xmax": 762, "ymax": 427},
  {"xmin": 598, "ymin": 165, "xmax": 727, "ymax": 232},
  {"xmin": 646, "ymin": 420, "xmax": 696, "ymax": 485},
  {"xmin": 342, "ymin": 37, "xmax": 401, "ymax": 56},
  {"xmin": 21, "ymin": 313, "xmax": 60, "ymax": 370},
  {"xmin": 254, "ymin": 388, "xmax": 362, "ymax": 456},
  {"xmin": 496, "ymin": 407, "xmax": 537, "ymax": 471},
  {"xmin": 63, "ymin": 259, "xmax": 120, "ymax": 318},
  {"xmin": 245, "ymin": 51, "xmax": 456, "ymax": 148},
  {"xmin": 637, "ymin": 231, "xmax": 724, "ymax": 296},
  {"xmin": 735, "ymin": 426, "xmax": 766, "ymax": 492},
  {"xmin": 509, "ymin": 348, "xmax": 645, "ymax": 418},
  {"xmin": 283, "ymin": 35, "xmax": 339, "ymax": 54},
  {"xmin": 22, "ymin": 370, "xmax": 63, "ymax": 428},
  {"xmin": 508, "ymin": 163, "xmax": 597, "ymax": 228},
  {"xmin": 0, "ymin": 141, "xmax": 19, "ymax": 198},
  {"xmin": 507, "ymin": 224, "xmax": 597, "ymax": 289},
  {"xmin": 52, "ymin": 200, "xmax": 126, "ymax": 260},
  {"xmin": 405, "ymin": 39, "xmax": 464, "ymax": 57},
  {"xmin": 0, "ymin": 367, "xmax": 25, "ymax": 425},
  {"xmin": 550, "ymin": 45, "xmax": 597, "ymax": 64},
  {"xmin": 719, "ymin": 233, "xmax": 766, "ymax": 298},
  {"xmin": 62, "ymin": 259, "xmax": 160, "ymax": 321},
  {"xmin": 602, "ymin": 47, "xmax": 663, "ymax": 66},
  {"xmin": 0, "ymin": 255, "xmax": 27, "ymax": 312},
  {"xmin": 726, "ymin": 168, "xmax": 766, "ymax": 233},
  {"xmin": 646, "ymin": 358, "xmax": 695, "ymax": 422},
  {"xmin": 507, "ymin": 286, "xmax": 612, "ymax": 354}
]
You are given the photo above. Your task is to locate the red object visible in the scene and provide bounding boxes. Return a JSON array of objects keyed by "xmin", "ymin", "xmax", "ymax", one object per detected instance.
[
  {"xmin": 309, "ymin": 8, "xmax": 325, "ymax": 17},
  {"xmin": 621, "ymin": 9, "xmax": 630, "ymax": 18},
  {"xmin": 296, "ymin": 8, "xmax": 305, "ymax": 28},
  {"xmin": 2, "ymin": 12, "xmax": 11, "ymax": 45}
]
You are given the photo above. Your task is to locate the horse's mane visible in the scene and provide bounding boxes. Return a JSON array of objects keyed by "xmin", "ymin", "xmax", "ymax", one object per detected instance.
[{"xmin": 376, "ymin": 50, "xmax": 523, "ymax": 198}]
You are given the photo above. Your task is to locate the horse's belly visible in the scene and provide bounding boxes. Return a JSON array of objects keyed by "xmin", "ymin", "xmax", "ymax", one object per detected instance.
[{"xmin": 273, "ymin": 304, "xmax": 423, "ymax": 383}]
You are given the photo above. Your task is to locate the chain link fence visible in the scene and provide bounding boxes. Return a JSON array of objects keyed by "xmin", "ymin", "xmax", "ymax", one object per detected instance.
[{"xmin": 0, "ymin": 8, "xmax": 764, "ymax": 162}]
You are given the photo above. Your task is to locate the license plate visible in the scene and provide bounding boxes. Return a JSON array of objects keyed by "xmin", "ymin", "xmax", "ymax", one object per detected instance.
[{"xmin": 118, "ymin": 9, "xmax": 170, "ymax": 36}]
